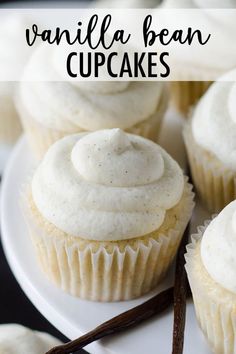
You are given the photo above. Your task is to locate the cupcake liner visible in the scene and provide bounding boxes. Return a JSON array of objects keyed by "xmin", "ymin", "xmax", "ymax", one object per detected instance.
[
  {"xmin": 185, "ymin": 222, "xmax": 236, "ymax": 354},
  {"xmin": 183, "ymin": 122, "xmax": 236, "ymax": 213},
  {"xmin": 22, "ymin": 180, "xmax": 194, "ymax": 302},
  {"xmin": 16, "ymin": 95, "xmax": 74, "ymax": 160},
  {"xmin": 16, "ymin": 89, "xmax": 168, "ymax": 160},
  {"xmin": 0, "ymin": 104, "xmax": 22, "ymax": 145},
  {"xmin": 169, "ymin": 63, "xmax": 215, "ymax": 116},
  {"xmin": 170, "ymin": 80, "xmax": 211, "ymax": 117}
]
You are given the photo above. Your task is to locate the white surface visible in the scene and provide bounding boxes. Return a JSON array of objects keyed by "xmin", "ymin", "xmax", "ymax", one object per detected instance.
[
  {"xmin": 0, "ymin": 110, "xmax": 212, "ymax": 354},
  {"xmin": 0, "ymin": 143, "xmax": 13, "ymax": 175}
]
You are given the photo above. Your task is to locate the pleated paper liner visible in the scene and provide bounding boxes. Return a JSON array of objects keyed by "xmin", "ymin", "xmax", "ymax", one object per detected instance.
[
  {"xmin": 183, "ymin": 122, "xmax": 236, "ymax": 214},
  {"xmin": 170, "ymin": 81, "xmax": 211, "ymax": 117},
  {"xmin": 22, "ymin": 180, "xmax": 194, "ymax": 302},
  {"xmin": 16, "ymin": 88, "xmax": 168, "ymax": 160},
  {"xmin": 185, "ymin": 223, "xmax": 236, "ymax": 354}
]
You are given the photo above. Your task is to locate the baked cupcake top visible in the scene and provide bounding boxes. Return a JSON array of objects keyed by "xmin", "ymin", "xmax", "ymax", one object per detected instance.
[
  {"xmin": 19, "ymin": 44, "xmax": 164, "ymax": 132},
  {"xmin": 201, "ymin": 200, "xmax": 236, "ymax": 293},
  {"xmin": 161, "ymin": 0, "xmax": 236, "ymax": 72},
  {"xmin": 32, "ymin": 129, "xmax": 184, "ymax": 241},
  {"xmin": 0, "ymin": 324, "xmax": 61, "ymax": 354},
  {"xmin": 191, "ymin": 73, "xmax": 236, "ymax": 171}
]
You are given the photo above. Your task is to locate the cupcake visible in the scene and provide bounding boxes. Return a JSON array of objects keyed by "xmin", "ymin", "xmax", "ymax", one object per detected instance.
[
  {"xmin": 0, "ymin": 15, "xmax": 35, "ymax": 145},
  {"xmin": 16, "ymin": 43, "xmax": 168, "ymax": 159},
  {"xmin": 183, "ymin": 73, "xmax": 236, "ymax": 213},
  {"xmin": 23, "ymin": 129, "xmax": 194, "ymax": 301},
  {"xmin": 185, "ymin": 200, "xmax": 236, "ymax": 354},
  {"xmin": 0, "ymin": 324, "xmax": 61, "ymax": 353},
  {"xmin": 161, "ymin": 0, "xmax": 236, "ymax": 115}
]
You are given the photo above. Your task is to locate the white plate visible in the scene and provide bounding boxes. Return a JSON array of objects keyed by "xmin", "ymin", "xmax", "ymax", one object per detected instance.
[
  {"xmin": 0, "ymin": 143, "xmax": 14, "ymax": 175},
  {"xmin": 0, "ymin": 111, "xmax": 212, "ymax": 354}
]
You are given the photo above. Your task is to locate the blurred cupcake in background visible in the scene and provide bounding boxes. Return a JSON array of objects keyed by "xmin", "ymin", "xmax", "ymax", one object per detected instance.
[
  {"xmin": 17, "ymin": 42, "xmax": 168, "ymax": 159},
  {"xmin": 185, "ymin": 200, "xmax": 236, "ymax": 354},
  {"xmin": 161, "ymin": 0, "xmax": 236, "ymax": 115},
  {"xmin": 24, "ymin": 129, "xmax": 194, "ymax": 301},
  {"xmin": 0, "ymin": 15, "xmax": 34, "ymax": 146},
  {"xmin": 183, "ymin": 70, "xmax": 236, "ymax": 213},
  {"xmin": 0, "ymin": 324, "xmax": 61, "ymax": 353}
]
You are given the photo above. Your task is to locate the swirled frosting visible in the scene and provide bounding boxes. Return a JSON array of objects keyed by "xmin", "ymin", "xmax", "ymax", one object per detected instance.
[
  {"xmin": 32, "ymin": 129, "xmax": 184, "ymax": 241},
  {"xmin": 192, "ymin": 72, "xmax": 236, "ymax": 171},
  {"xmin": 0, "ymin": 324, "xmax": 61, "ymax": 354},
  {"xmin": 161, "ymin": 0, "xmax": 236, "ymax": 71},
  {"xmin": 201, "ymin": 200, "xmax": 236, "ymax": 294},
  {"xmin": 19, "ymin": 43, "xmax": 163, "ymax": 132}
]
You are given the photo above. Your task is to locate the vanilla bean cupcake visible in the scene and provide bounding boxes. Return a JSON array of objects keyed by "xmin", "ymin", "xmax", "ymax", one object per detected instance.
[
  {"xmin": 24, "ymin": 129, "xmax": 194, "ymax": 301},
  {"xmin": 183, "ymin": 73, "xmax": 236, "ymax": 213},
  {"xmin": 185, "ymin": 200, "xmax": 236, "ymax": 354},
  {"xmin": 161, "ymin": 0, "xmax": 236, "ymax": 115},
  {"xmin": 17, "ymin": 45, "xmax": 168, "ymax": 159},
  {"xmin": 0, "ymin": 324, "xmax": 61, "ymax": 353}
]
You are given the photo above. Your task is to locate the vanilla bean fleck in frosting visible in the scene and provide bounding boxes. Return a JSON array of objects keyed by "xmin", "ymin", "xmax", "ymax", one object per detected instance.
[
  {"xmin": 32, "ymin": 129, "xmax": 184, "ymax": 241},
  {"xmin": 192, "ymin": 75, "xmax": 236, "ymax": 171},
  {"xmin": 201, "ymin": 200, "xmax": 236, "ymax": 294}
]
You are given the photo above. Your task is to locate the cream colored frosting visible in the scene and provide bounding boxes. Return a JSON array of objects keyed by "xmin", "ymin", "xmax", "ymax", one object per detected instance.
[
  {"xmin": 161, "ymin": 0, "xmax": 236, "ymax": 71},
  {"xmin": 0, "ymin": 324, "xmax": 61, "ymax": 354},
  {"xmin": 201, "ymin": 200, "xmax": 236, "ymax": 294},
  {"xmin": 192, "ymin": 74, "xmax": 236, "ymax": 171},
  {"xmin": 32, "ymin": 129, "xmax": 184, "ymax": 241},
  {"xmin": 19, "ymin": 43, "xmax": 163, "ymax": 132}
]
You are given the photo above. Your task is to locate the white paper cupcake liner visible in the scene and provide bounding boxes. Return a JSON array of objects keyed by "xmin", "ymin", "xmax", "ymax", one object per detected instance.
[
  {"xmin": 183, "ymin": 122, "xmax": 236, "ymax": 213},
  {"xmin": 22, "ymin": 180, "xmax": 194, "ymax": 302},
  {"xmin": 185, "ymin": 221, "xmax": 236, "ymax": 354},
  {"xmin": 16, "ymin": 89, "xmax": 168, "ymax": 160},
  {"xmin": 169, "ymin": 63, "xmax": 216, "ymax": 116}
]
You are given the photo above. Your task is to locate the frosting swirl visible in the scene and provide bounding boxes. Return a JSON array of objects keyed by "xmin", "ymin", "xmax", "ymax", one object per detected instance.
[
  {"xmin": 32, "ymin": 129, "xmax": 184, "ymax": 241},
  {"xmin": 192, "ymin": 71, "xmax": 236, "ymax": 171},
  {"xmin": 19, "ymin": 44, "xmax": 163, "ymax": 132},
  {"xmin": 0, "ymin": 324, "xmax": 61, "ymax": 354},
  {"xmin": 201, "ymin": 200, "xmax": 236, "ymax": 294}
]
